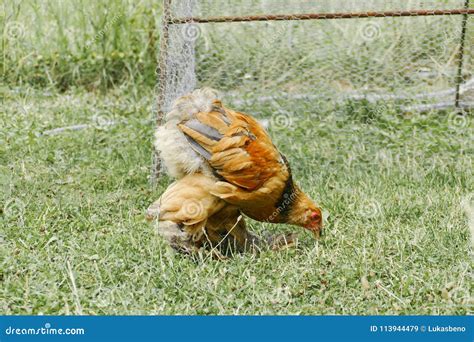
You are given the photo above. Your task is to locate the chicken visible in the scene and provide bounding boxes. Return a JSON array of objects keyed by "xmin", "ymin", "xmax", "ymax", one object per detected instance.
[
  {"xmin": 147, "ymin": 173, "xmax": 260, "ymax": 255},
  {"xmin": 148, "ymin": 88, "xmax": 322, "ymax": 254}
]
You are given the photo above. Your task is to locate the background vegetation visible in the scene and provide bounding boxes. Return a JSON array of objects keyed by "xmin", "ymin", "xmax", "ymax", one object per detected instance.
[{"xmin": 2, "ymin": 0, "xmax": 162, "ymax": 90}]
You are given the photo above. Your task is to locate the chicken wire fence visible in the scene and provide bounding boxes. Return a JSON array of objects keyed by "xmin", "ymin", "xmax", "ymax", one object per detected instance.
[{"xmin": 152, "ymin": 0, "xmax": 474, "ymax": 179}]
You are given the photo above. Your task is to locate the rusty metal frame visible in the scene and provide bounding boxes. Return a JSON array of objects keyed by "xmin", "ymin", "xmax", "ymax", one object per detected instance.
[
  {"xmin": 455, "ymin": 0, "xmax": 471, "ymax": 110},
  {"xmin": 169, "ymin": 8, "xmax": 474, "ymax": 24}
]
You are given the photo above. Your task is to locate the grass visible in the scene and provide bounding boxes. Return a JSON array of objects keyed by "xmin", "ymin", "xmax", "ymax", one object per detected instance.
[
  {"xmin": 1, "ymin": 0, "xmax": 473, "ymax": 316},
  {"xmin": 2, "ymin": 0, "xmax": 161, "ymax": 90},
  {"xmin": 1, "ymin": 86, "xmax": 473, "ymax": 315}
]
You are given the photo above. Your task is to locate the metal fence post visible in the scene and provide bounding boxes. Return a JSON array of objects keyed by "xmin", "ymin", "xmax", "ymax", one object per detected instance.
[
  {"xmin": 455, "ymin": 0, "xmax": 470, "ymax": 111},
  {"xmin": 151, "ymin": 0, "xmax": 172, "ymax": 186}
]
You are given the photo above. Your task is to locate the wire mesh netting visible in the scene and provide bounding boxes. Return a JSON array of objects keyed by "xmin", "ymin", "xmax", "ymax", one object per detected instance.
[{"xmin": 156, "ymin": 0, "xmax": 473, "ymax": 117}]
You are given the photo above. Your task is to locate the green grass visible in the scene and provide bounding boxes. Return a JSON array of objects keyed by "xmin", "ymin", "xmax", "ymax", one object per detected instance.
[
  {"xmin": 1, "ymin": 86, "xmax": 473, "ymax": 315},
  {"xmin": 1, "ymin": 0, "xmax": 472, "ymax": 317},
  {"xmin": 2, "ymin": 0, "xmax": 161, "ymax": 90}
]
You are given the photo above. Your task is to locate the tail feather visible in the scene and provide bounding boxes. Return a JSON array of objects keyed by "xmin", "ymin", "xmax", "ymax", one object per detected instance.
[
  {"xmin": 154, "ymin": 88, "xmax": 219, "ymax": 178},
  {"xmin": 184, "ymin": 119, "xmax": 223, "ymax": 141},
  {"xmin": 183, "ymin": 134, "xmax": 212, "ymax": 160}
]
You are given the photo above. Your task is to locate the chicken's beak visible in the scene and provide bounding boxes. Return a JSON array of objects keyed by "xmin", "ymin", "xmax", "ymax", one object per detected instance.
[{"xmin": 312, "ymin": 229, "xmax": 321, "ymax": 239}]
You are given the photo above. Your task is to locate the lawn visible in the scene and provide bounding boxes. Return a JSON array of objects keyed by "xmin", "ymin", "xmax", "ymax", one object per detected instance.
[{"xmin": 1, "ymin": 86, "xmax": 472, "ymax": 314}]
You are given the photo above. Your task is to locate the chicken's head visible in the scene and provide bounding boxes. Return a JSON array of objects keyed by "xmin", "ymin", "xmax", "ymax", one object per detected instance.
[
  {"xmin": 286, "ymin": 190, "xmax": 323, "ymax": 239},
  {"xmin": 302, "ymin": 206, "xmax": 323, "ymax": 239}
]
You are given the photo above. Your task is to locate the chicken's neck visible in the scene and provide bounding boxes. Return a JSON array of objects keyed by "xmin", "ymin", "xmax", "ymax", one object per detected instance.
[
  {"xmin": 273, "ymin": 176, "xmax": 314, "ymax": 227},
  {"xmin": 273, "ymin": 175, "xmax": 298, "ymax": 221},
  {"xmin": 285, "ymin": 190, "xmax": 315, "ymax": 226}
]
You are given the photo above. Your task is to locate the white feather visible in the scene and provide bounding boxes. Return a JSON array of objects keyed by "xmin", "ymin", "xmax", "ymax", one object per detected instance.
[{"xmin": 154, "ymin": 88, "xmax": 218, "ymax": 179}]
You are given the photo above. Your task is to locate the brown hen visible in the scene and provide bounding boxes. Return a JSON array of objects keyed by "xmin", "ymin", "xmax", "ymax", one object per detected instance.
[{"xmin": 148, "ymin": 88, "xmax": 322, "ymax": 254}]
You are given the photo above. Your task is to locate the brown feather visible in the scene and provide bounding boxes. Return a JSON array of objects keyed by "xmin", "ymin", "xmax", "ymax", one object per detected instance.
[{"xmin": 178, "ymin": 103, "xmax": 285, "ymax": 193}]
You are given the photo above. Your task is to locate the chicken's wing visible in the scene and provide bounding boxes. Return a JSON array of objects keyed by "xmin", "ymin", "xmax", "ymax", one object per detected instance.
[{"xmin": 177, "ymin": 101, "xmax": 292, "ymax": 222}]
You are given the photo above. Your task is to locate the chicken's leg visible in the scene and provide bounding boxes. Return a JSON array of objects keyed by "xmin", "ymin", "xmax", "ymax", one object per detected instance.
[{"xmin": 206, "ymin": 205, "xmax": 261, "ymax": 253}]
